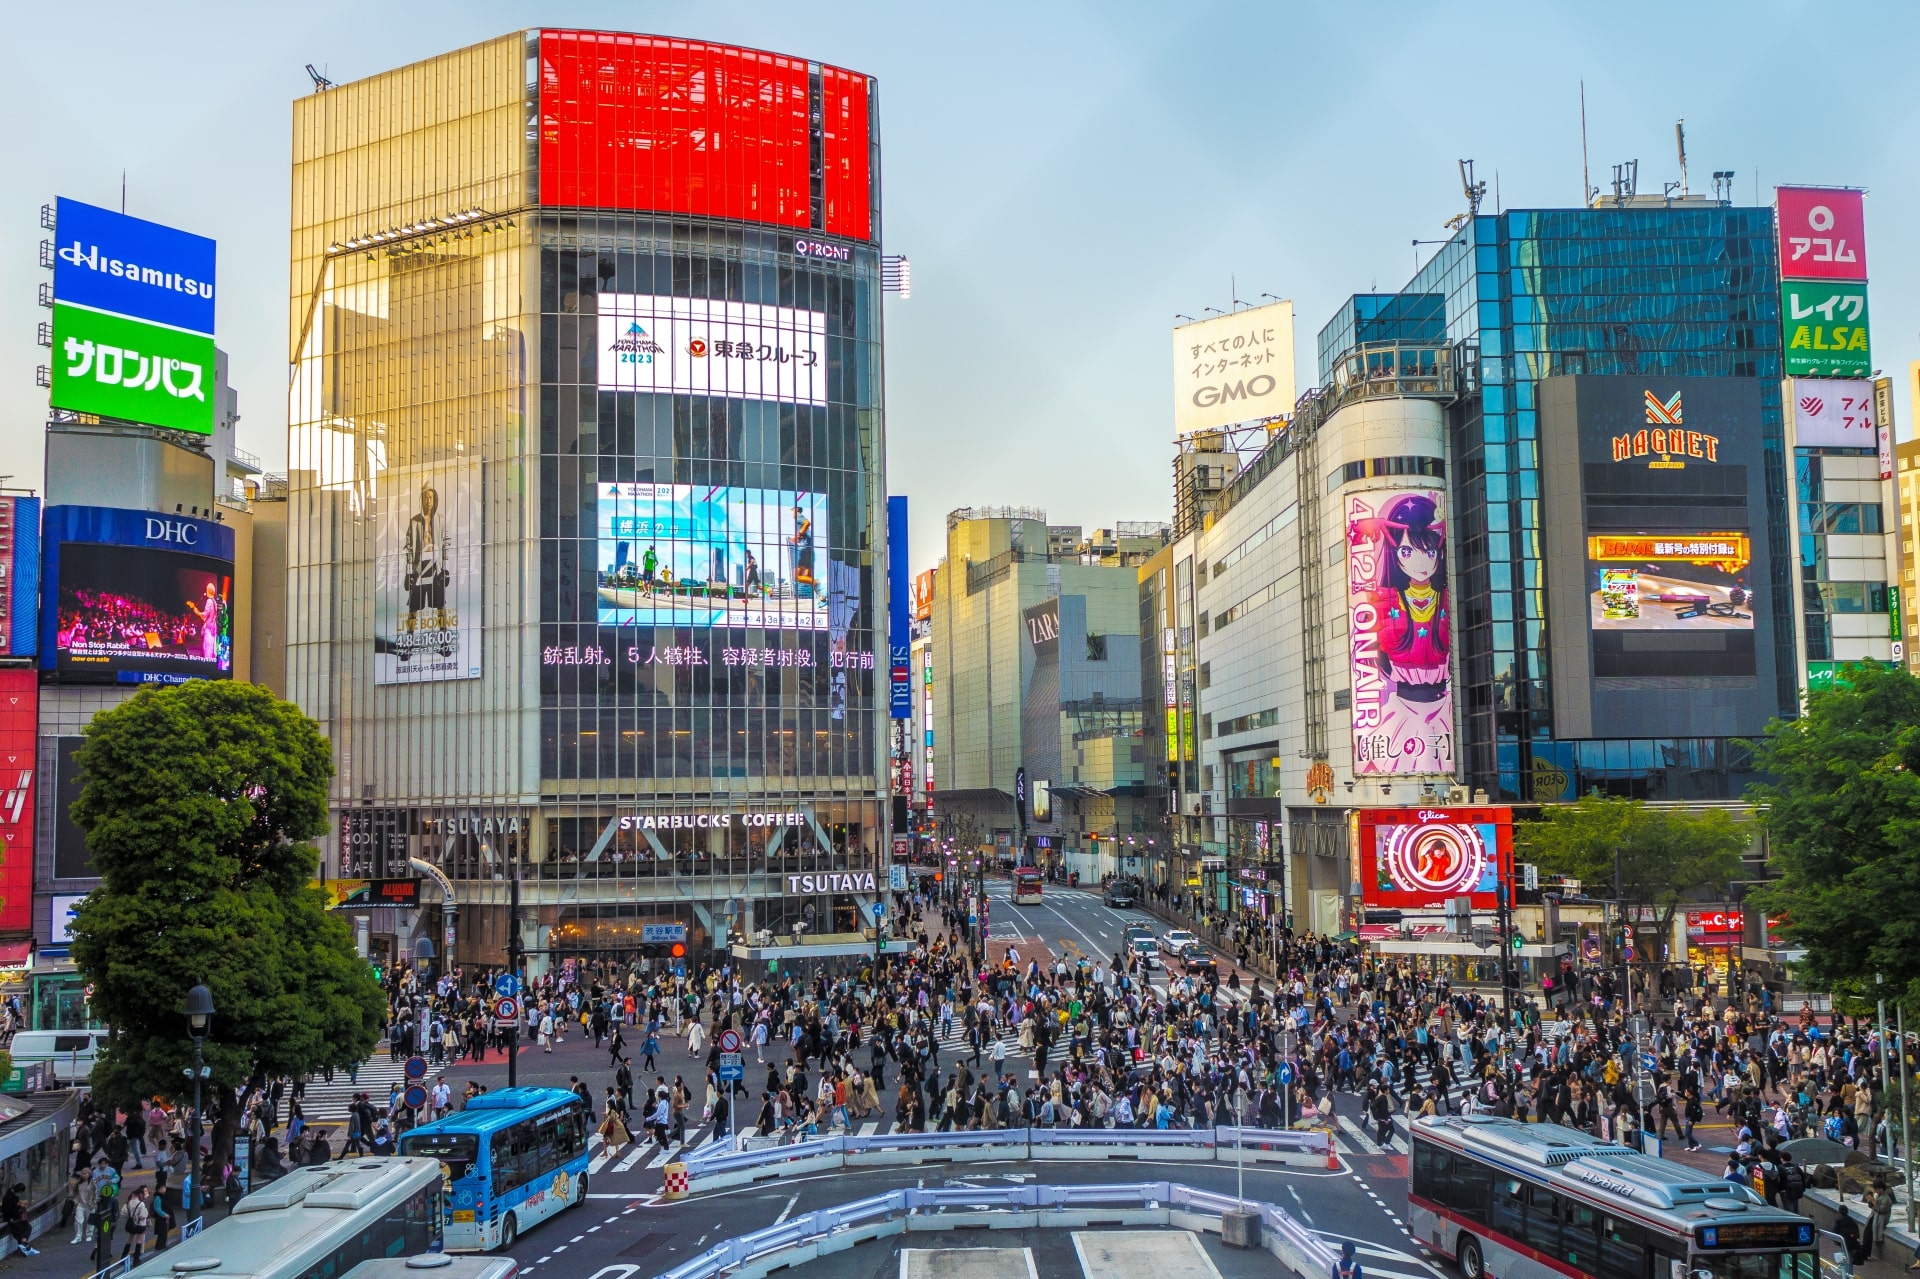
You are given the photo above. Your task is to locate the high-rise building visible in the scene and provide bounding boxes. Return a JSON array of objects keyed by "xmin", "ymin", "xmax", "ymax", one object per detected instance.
[{"xmin": 288, "ymin": 31, "xmax": 887, "ymax": 973}]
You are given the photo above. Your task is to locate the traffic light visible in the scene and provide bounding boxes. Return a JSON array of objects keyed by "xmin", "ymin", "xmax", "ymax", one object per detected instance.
[
  {"xmin": 1511, "ymin": 932, "xmax": 1525, "ymax": 952},
  {"xmin": 669, "ymin": 942, "xmax": 686, "ymax": 960}
]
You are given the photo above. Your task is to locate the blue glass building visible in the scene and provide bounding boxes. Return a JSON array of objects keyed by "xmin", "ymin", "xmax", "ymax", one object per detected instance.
[{"xmin": 1319, "ymin": 205, "xmax": 1792, "ymax": 802}]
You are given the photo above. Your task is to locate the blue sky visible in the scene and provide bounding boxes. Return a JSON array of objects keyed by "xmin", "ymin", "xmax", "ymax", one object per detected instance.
[{"xmin": 5, "ymin": 1, "xmax": 1917, "ymax": 569}]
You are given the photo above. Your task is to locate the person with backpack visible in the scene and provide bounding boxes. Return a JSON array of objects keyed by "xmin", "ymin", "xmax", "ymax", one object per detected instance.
[{"xmin": 1778, "ymin": 1151, "xmax": 1806, "ymax": 1215}]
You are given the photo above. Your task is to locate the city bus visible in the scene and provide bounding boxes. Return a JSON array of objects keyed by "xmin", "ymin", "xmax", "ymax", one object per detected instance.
[
  {"xmin": 1012, "ymin": 866, "xmax": 1043, "ymax": 904},
  {"xmin": 1409, "ymin": 1115, "xmax": 1817, "ymax": 1279},
  {"xmin": 399, "ymin": 1086, "xmax": 591, "ymax": 1252},
  {"xmin": 123, "ymin": 1157, "xmax": 442, "ymax": 1279}
]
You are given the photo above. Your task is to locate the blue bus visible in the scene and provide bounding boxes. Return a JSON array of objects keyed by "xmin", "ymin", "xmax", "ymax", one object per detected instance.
[{"xmin": 398, "ymin": 1087, "xmax": 591, "ymax": 1252}]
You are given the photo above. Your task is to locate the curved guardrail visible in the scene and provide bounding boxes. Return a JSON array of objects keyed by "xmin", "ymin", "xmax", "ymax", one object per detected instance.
[
  {"xmin": 655, "ymin": 1180, "xmax": 1342, "ymax": 1279},
  {"xmin": 674, "ymin": 1125, "xmax": 1334, "ymax": 1190}
]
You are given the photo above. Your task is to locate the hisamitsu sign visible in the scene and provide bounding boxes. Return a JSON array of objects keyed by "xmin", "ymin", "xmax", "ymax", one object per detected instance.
[{"xmin": 54, "ymin": 197, "xmax": 217, "ymax": 335}]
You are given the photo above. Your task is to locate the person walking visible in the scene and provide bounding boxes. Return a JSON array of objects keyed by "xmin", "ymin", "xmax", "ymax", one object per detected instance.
[{"xmin": 120, "ymin": 1185, "xmax": 151, "ymax": 1265}]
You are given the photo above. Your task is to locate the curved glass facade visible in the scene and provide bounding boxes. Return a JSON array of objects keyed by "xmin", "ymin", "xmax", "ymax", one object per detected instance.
[{"xmin": 289, "ymin": 30, "xmax": 887, "ymax": 970}]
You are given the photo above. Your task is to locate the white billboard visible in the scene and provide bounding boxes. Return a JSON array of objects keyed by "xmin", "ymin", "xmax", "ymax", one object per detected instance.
[
  {"xmin": 1789, "ymin": 377, "xmax": 1877, "ymax": 449},
  {"xmin": 374, "ymin": 461, "xmax": 482, "ymax": 684},
  {"xmin": 1172, "ymin": 300, "xmax": 1296, "ymax": 435},
  {"xmin": 599, "ymin": 294, "xmax": 828, "ymax": 406}
]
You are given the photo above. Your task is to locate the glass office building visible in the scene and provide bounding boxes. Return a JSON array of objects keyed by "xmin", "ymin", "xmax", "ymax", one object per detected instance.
[
  {"xmin": 288, "ymin": 31, "xmax": 888, "ymax": 968},
  {"xmin": 1318, "ymin": 205, "xmax": 1793, "ymax": 803}
]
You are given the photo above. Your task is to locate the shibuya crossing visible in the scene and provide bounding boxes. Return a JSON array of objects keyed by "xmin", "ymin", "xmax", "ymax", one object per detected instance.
[{"xmin": 287, "ymin": 30, "xmax": 889, "ymax": 972}]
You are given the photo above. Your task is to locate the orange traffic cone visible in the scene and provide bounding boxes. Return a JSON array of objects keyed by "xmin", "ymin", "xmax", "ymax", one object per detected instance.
[{"xmin": 1325, "ymin": 1130, "xmax": 1340, "ymax": 1170}]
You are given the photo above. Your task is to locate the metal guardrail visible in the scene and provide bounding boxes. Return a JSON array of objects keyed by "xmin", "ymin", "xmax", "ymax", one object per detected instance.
[
  {"xmin": 654, "ymin": 1180, "xmax": 1342, "ymax": 1279},
  {"xmin": 675, "ymin": 1125, "xmax": 1332, "ymax": 1189},
  {"xmin": 77, "ymin": 1214, "xmax": 203, "ymax": 1279}
]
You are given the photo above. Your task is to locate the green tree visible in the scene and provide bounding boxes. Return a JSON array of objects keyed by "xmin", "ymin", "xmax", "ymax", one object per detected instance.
[
  {"xmin": 1513, "ymin": 793, "xmax": 1748, "ymax": 964},
  {"xmin": 1748, "ymin": 661, "xmax": 1920, "ymax": 1004},
  {"xmin": 67, "ymin": 681, "xmax": 384, "ymax": 1164}
]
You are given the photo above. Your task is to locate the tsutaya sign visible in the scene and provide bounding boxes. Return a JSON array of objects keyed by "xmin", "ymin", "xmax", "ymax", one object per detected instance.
[
  {"xmin": 785, "ymin": 870, "xmax": 877, "ymax": 895},
  {"xmin": 618, "ymin": 810, "xmax": 808, "ymax": 831}
]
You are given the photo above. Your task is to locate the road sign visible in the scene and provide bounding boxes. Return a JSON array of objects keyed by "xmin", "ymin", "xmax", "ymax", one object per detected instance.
[
  {"xmin": 889, "ymin": 864, "xmax": 909, "ymax": 891},
  {"xmin": 643, "ymin": 923, "xmax": 687, "ymax": 944},
  {"xmin": 494, "ymin": 996, "xmax": 519, "ymax": 1022},
  {"xmin": 717, "ymin": 1029, "xmax": 742, "ymax": 1054},
  {"xmin": 404, "ymin": 1056, "xmax": 428, "ymax": 1081},
  {"xmin": 493, "ymin": 974, "xmax": 521, "ymax": 998},
  {"xmin": 1623, "ymin": 942, "xmax": 1635, "ymax": 961},
  {"xmin": 718, "ymin": 1052, "xmax": 744, "ymax": 1082},
  {"xmin": 874, "ymin": 901, "xmax": 886, "ymax": 918},
  {"xmin": 403, "ymin": 1084, "xmax": 427, "ymax": 1110},
  {"xmin": 1276, "ymin": 1062, "xmax": 1297, "ymax": 1085}
]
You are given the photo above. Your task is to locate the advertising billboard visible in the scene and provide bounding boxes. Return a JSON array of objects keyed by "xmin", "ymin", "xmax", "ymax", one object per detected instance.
[
  {"xmin": 374, "ymin": 462, "xmax": 482, "ymax": 684},
  {"xmin": 1172, "ymin": 300, "xmax": 1296, "ymax": 436},
  {"xmin": 1775, "ymin": 187, "xmax": 1867, "ymax": 282},
  {"xmin": 1781, "ymin": 281, "xmax": 1870, "ymax": 378},
  {"xmin": 1357, "ymin": 807, "xmax": 1512, "ymax": 910},
  {"xmin": 1789, "ymin": 377, "xmax": 1878, "ymax": 449},
  {"xmin": 598, "ymin": 294, "xmax": 827, "ymax": 406},
  {"xmin": 40, "ymin": 506, "xmax": 235, "ymax": 684},
  {"xmin": 1346, "ymin": 488, "xmax": 1454, "ymax": 776},
  {"xmin": 0, "ymin": 671, "xmax": 35, "ymax": 933},
  {"xmin": 597, "ymin": 482, "xmax": 828, "ymax": 630},
  {"xmin": 888, "ymin": 496, "xmax": 911, "ymax": 720},
  {"xmin": 0, "ymin": 497, "xmax": 40, "ymax": 657},
  {"xmin": 1587, "ymin": 533, "xmax": 1755, "ymax": 678},
  {"xmin": 538, "ymin": 31, "xmax": 873, "ymax": 241},
  {"xmin": 912, "ymin": 570, "xmax": 935, "ymax": 622},
  {"xmin": 50, "ymin": 303, "xmax": 217, "ymax": 435},
  {"xmin": 53, "ymin": 198, "xmax": 217, "ymax": 334}
]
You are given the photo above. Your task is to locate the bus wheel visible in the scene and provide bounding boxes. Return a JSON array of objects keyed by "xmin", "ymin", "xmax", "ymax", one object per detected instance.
[
  {"xmin": 499, "ymin": 1213, "xmax": 518, "ymax": 1251},
  {"xmin": 574, "ymin": 1172, "xmax": 589, "ymax": 1206},
  {"xmin": 1457, "ymin": 1235, "xmax": 1484, "ymax": 1279}
]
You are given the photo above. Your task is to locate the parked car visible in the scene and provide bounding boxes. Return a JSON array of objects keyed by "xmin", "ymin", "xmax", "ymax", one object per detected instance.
[
  {"xmin": 11, "ymin": 1028, "xmax": 108, "ymax": 1084},
  {"xmin": 1159, "ymin": 929, "xmax": 1199, "ymax": 958},
  {"xmin": 1102, "ymin": 882, "xmax": 1136, "ymax": 908}
]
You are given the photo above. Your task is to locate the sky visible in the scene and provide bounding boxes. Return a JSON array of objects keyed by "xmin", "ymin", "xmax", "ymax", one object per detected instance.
[{"xmin": 5, "ymin": 0, "xmax": 1919, "ymax": 570}]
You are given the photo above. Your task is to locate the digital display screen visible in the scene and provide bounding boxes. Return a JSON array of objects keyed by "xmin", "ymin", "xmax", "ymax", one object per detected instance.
[
  {"xmin": 1357, "ymin": 807, "xmax": 1512, "ymax": 910},
  {"xmin": 1697, "ymin": 1221, "xmax": 1815, "ymax": 1250},
  {"xmin": 597, "ymin": 483, "xmax": 829, "ymax": 630},
  {"xmin": 1587, "ymin": 533, "xmax": 1755, "ymax": 677},
  {"xmin": 54, "ymin": 542, "xmax": 232, "ymax": 679}
]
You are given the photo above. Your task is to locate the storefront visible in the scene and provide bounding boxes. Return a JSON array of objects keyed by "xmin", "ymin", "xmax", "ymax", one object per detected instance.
[{"xmin": 1684, "ymin": 908, "xmax": 1745, "ymax": 991}]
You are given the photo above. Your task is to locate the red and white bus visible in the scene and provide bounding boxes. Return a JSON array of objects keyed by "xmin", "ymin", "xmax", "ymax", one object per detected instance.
[{"xmin": 1012, "ymin": 867, "xmax": 1043, "ymax": 905}]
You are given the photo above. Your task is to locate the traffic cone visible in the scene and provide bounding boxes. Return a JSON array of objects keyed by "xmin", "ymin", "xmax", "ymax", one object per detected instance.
[{"xmin": 1324, "ymin": 1129, "xmax": 1340, "ymax": 1170}]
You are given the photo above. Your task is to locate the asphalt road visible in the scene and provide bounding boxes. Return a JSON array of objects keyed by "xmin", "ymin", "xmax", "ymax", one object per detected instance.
[{"xmin": 454, "ymin": 881, "xmax": 1450, "ymax": 1277}]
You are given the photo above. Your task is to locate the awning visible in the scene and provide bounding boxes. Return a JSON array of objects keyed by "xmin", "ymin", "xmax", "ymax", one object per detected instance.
[{"xmin": 0, "ymin": 942, "xmax": 32, "ymax": 967}]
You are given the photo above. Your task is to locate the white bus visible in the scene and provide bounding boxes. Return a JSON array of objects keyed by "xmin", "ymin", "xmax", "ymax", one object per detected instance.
[
  {"xmin": 1409, "ymin": 1115, "xmax": 1818, "ymax": 1279},
  {"xmin": 123, "ymin": 1158, "xmax": 442, "ymax": 1279}
]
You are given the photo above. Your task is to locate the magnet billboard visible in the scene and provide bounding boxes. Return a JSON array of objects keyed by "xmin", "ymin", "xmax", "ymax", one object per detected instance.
[
  {"xmin": 1172, "ymin": 301, "xmax": 1296, "ymax": 435},
  {"xmin": 1775, "ymin": 188, "xmax": 1867, "ymax": 282},
  {"xmin": 1357, "ymin": 807, "xmax": 1512, "ymax": 910},
  {"xmin": 1346, "ymin": 488, "xmax": 1454, "ymax": 776},
  {"xmin": 53, "ymin": 197, "xmax": 217, "ymax": 334}
]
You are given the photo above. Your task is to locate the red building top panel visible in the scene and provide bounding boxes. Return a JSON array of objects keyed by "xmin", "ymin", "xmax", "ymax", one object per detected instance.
[{"xmin": 538, "ymin": 30, "xmax": 873, "ymax": 242}]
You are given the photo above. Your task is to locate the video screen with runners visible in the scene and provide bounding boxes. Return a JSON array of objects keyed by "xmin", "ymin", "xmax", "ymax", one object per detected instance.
[
  {"xmin": 54, "ymin": 542, "xmax": 234, "ymax": 679},
  {"xmin": 596, "ymin": 482, "xmax": 830, "ymax": 630}
]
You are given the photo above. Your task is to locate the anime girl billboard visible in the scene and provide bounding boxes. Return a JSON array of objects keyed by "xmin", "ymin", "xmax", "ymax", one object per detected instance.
[{"xmin": 1346, "ymin": 489, "xmax": 1455, "ymax": 776}]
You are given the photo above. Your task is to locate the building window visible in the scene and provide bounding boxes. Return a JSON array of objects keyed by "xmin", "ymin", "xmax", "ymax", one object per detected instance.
[{"xmin": 1086, "ymin": 634, "xmax": 1108, "ymax": 661}]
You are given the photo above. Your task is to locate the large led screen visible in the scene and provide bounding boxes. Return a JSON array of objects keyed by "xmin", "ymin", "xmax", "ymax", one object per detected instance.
[
  {"xmin": 54, "ymin": 542, "xmax": 232, "ymax": 679},
  {"xmin": 1346, "ymin": 489, "xmax": 1454, "ymax": 776},
  {"xmin": 1587, "ymin": 533, "xmax": 1756, "ymax": 676},
  {"xmin": 1358, "ymin": 806, "xmax": 1512, "ymax": 910},
  {"xmin": 597, "ymin": 483, "xmax": 829, "ymax": 630},
  {"xmin": 598, "ymin": 295, "xmax": 827, "ymax": 405}
]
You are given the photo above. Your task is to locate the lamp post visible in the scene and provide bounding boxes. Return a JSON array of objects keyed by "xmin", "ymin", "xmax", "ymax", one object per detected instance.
[{"xmin": 183, "ymin": 983, "xmax": 214, "ymax": 1214}]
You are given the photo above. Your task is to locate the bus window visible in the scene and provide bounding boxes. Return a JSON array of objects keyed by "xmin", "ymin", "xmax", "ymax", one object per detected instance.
[
  {"xmin": 1521, "ymin": 1186, "xmax": 1561, "ymax": 1257},
  {"xmin": 1411, "ymin": 1141, "xmax": 1450, "ymax": 1202},
  {"xmin": 1599, "ymin": 1214, "xmax": 1648, "ymax": 1279},
  {"xmin": 1490, "ymin": 1175, "xmax": 1526, "ymax": 1240},
  {"xmin": 1562, "ymin": 1200, "xmax": 1602, "ymax": 1274},
  {"xmin": 1450, "ymin": 1154, "xmax": 1492, "ymax": 1225},
  {"xmin": 399, "ymin": 1132, "xmax": 478, "ymax": 1182}
]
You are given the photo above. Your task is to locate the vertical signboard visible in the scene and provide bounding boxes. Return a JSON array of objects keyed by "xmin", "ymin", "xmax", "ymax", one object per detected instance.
[
  {"xmin": 0, "ymin": 497, "xmax": 39, "ymax": 657},
  {"xmin": 1346, "ymin": 489, "xmax": 1454, "ymax": 775},
  {"xmin": 1775, "ymin": 188, "xmax": 1867, "ymax": 281},
  {"xmin": 1780, "ymin": 282, "xmax": 1870, "ymax": 378},
  {"xmin": 0, "ymin": 672, "xmax": 35, "ymax": 932},
  {"xmin": 1778, "ymin": 186, "xmax": 1871, "ymax": 379},
  {"xmin": 374, "ymin": 462, "xmax": 482, "ymax": 684},
  {"xmin": 887, "ymin": 496, "xmax": 911, "ymax": 719},
  {"xmin": 49, "ymin": 198, "xmax": 218, "ymax": 436}
]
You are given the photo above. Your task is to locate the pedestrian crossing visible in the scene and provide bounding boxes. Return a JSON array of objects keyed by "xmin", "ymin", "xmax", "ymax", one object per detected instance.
[
  {"xmin": 290, "ymin": 1054, "xmax": 429, "ymax": 1122},
  {"xmin": 582, "ymin": 1117, "xmax": 899, "ymax": 1176}
]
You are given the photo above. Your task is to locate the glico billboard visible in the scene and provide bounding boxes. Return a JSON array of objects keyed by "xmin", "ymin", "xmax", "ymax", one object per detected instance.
[{"xmin": 1357, "ymin": 807, "xmax": 1512, "ymax": 911}]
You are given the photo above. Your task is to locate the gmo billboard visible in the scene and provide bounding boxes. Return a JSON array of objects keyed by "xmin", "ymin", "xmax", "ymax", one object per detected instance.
[{"xmin": 1172, "ymin": 300, "xmax": 1296, "ymax": 436}]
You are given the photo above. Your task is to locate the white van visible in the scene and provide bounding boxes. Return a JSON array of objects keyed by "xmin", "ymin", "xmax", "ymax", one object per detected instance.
[{"xmin": 10, "ymin": 1028, "xmax": 108, "ymax": 1084}]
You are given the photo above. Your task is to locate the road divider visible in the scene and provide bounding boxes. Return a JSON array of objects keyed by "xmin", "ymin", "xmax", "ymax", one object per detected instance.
[
  {"xmin": 672, "ymin": 1125, "xmax": 1334, "ymax": 1193},
  {"xmin": 654, "ymin": 1179, "xmax": 1340, "ymax": 1279}
]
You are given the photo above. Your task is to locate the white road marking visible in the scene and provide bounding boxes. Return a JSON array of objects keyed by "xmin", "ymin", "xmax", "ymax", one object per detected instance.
[
  {"xmin": 614, "ymin": 1145, "xmax": 649, "ymax": 1172},
  {"xmin": 774, "ymin": 1194, "xmax": 800, "ymax": 1224}
]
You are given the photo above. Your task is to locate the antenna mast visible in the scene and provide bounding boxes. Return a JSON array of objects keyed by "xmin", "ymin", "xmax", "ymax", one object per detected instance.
[
  {"xmin": 1580, "ymin": 81, "xmax": 1593, "ymax": 206},
  {"xmin": 1675, "ymin": 119, "xmax": 1689, "ymax": 197},
  {"xmin": 1458, "ymin": 160, "xmax": 1486, "ymax": 218}
]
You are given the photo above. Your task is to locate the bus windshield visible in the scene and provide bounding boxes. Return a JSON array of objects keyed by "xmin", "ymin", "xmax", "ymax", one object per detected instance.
[
  {"xmin": 400, "ymin": 1131, "xmax": 478, "ymax": 1180},
  {"xmin": 1687, "ymin": 1254, "xmax": 1817, "ymax": 1279}
]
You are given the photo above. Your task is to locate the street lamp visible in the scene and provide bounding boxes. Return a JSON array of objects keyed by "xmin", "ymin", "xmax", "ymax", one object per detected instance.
[{"xmin": 182, "ymin": 983, "xmax": 214, "ymax": 1214}]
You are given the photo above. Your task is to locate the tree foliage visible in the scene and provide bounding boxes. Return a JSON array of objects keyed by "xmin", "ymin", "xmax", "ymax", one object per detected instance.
[
  {"xmin": 1513, "ymin": 793, "xmax": 1748, "ymax": 953},
  {"xmin": 67, "ymin": 681, "xmax": 383, "ymax": 1160},
  {"xmin": 1748, "ymin": 661, "xmax": 1920, "ymax": 1003}
]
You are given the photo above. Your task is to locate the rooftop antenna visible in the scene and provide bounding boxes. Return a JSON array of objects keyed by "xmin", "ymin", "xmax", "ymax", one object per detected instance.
[
  {"xmin": 1675, "ymin": 119, "xmax": 1689, "ymax": 197},
  {"xmin": 1580, "ymin": 81, "xmax": 1593, "ymax": 206},
  {"xmin": 120, "ymin": 170, "xmax": 126, "ymax": 215},
  {"xmin": 306, "ymin": 63, "xmax": 335, "ymax": 93},
  {"xmin": 1459, "ymin": 159, "xmax": 1486, "ymax": 218}
]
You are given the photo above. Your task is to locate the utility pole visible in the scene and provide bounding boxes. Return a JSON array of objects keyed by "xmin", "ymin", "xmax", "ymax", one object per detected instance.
[
  {"xmin": 1496, "ymin": 881, "xmax": 1514, "ymax": 1024},
  {"xmin": 506, "ymin": 872, "xmax": 523, "ymax": 1089}
]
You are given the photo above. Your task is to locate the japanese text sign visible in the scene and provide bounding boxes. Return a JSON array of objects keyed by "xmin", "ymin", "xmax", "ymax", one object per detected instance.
[
  {"xmin": 1781, "ymin": 282, "xmax": 1870, "ymax": 378},
  {"xmin": 1789, "ymin": 377, "xmax": 1877, "ymax": 449},
  {"xmin": 1172, "ymin": 300, "xmax": 1296, "ymax": 435},
  {"xmin": 1776, "ymin": 187, "xmax": 1866, "ymax": 282},
  {"xmin": 50, "ymin": 304, "xmax": 215, "ymax": 435}
]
